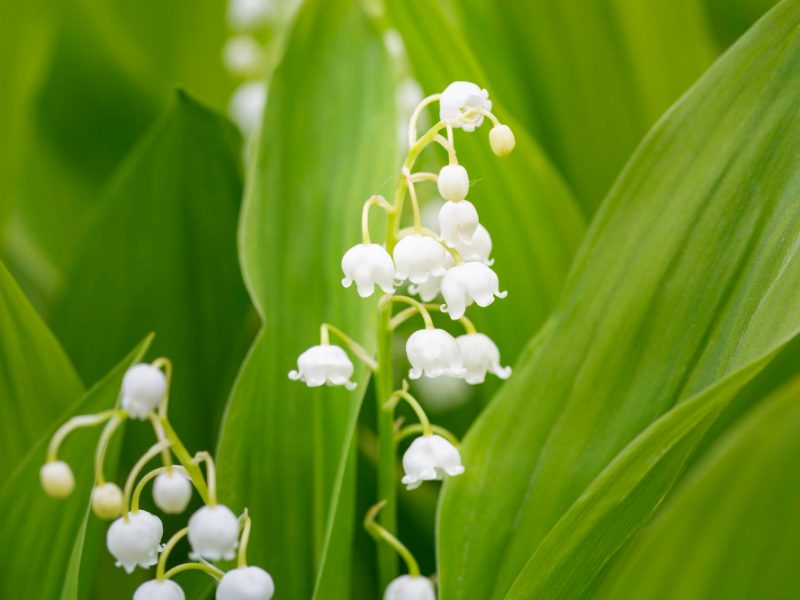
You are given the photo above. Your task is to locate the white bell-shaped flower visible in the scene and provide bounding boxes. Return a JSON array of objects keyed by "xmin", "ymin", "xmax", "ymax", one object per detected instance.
[
  {"xmin": 153, "ymin": 471, "xmax": 193, "ymax": 514},
  {"xmin": 40, "ymin": 461, "xmax": 75, "ymax": 498},
  {"xmin": 439, "ymin": 81, "xmax": 491, "ymax": 132},
  {"xmin": 92, "ymin": 482, "xmax": 124, "ymax": 519},
  {"xmin": 440, "ymin": 262, "xmax": 506, "ymax": 319},
  {"xmin": 438, "ymin": 200, "xmax": 478, "ymax": 246},
  {"xmin": 121, "ymin": 364, "xmax": 167, "ymax": 419},
  {"xmin": 384, "ymin": 575, "xmax": 436, "ymax": 600},
  {"xmin": 489, "ymin": 124, "xmax": 515, "ymax": 156},
  {"xmin": 406, "ymin": 329, "xmax": 466, "ymax": 380},
  {"xmin": 454, "ymin": 224, "xmax": 492, "ymax": 265},
  {"xmin": 401, "ymin": 434, "xmax": 464, "ymax": 490},
  {"xmin": 437, "ymin": 165, "xmax": 470, "ymax": 202},
  {"xmin": 134, "ymin": 579, "xmax": 185, "ymax": 600},
  {"xmin": 288, "ymin": 344, "xmax": 356, "ymax": 390},
  {"xmin": 456, "ymin": 333, "xmax": 512, "ymax": 384},
  {"xmin": 216, "ymin": 566, "xmax": 275, "ymax": 600},
  {"xmin": 341, "ymin": 243, "xmax": 395, "ymax": 297},
  {"xmin": 188, "ymin": 504, "xmax": 240, "ymax": 561},
  {"xmin": 408, "ymin": 254, "xmax": 453, "ymax": 302},
  {"xmin": 107, "ymin": 510, "xmax": 164, "ymax": 574},
  {"xmin": 393, "ymin": 235, "xmax": 448, "ymax": 285}
]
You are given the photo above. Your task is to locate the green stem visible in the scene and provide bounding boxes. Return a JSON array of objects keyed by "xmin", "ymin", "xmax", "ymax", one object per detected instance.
[
  {"xmin": 365, "ymin": 500, "xmax": 420, "ymax": 577},
  {"xmin": 159, "ymin": 417, "xmax": 210, "ymax": 505}
]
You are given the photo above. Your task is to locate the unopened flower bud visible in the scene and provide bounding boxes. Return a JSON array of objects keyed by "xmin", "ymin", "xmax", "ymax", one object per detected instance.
[
  {"xmin": 40, "ymin": 461, "xmax": 75, "ymax": 498},
  {"xmin": 153, "ymin": 471, "xmax": 193, "ymax": 514},
  {"xmin": 107, "ymin": 510, "xmax": 164, "ymax": 573},
  {"xmin": 384, "ymin": 575, "xmax": 436, "ymax": 600},
  {"xmin": 289, "ymin": 345, "xmax": 356, "ymax": 390},
  {"xmin": 188, "ymin": 504, "xmax": 240, "ymax": 561},
  {"xmin": 92, "ymin": 482, "xmax": 124, "ymax": 519},
  {"xmin": 134, "ymin": 579, "xmax": 185, "ymax": 600},
  {"xmin": 121, "ymin": 364, "xmax": 167, "ymax": 419},
  {"xmin": 437, "ymin": 165, "xmax": 469, "ymax": 202},
  {"xmin": 216, "ymin": 566, "xmax": 275, "ymax": 600},
  {"xmin": 402, "ymin": 435, "xmax": 464, "ymax": 490},
  {"xmin": 489, "ymin": 124, "xmax": 515, "ymax": 156}
]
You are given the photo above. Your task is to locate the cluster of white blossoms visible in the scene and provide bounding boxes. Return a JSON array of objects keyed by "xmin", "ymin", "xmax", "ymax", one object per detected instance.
[
  {"xmin": 289, "ymin": 81, "xmax": 515, "ymax": 599},
  {"xmin": 41, "ymin": 360, "xmax": 275, "ymax": 600}
]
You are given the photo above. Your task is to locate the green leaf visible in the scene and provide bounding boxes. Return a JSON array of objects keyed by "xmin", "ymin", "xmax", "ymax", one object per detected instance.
[
  {"xmin": 596, "ymin": 375, "xmax": 800, "ymax": 598},
  {"xmin": 0, "ymin": 335, "xmax": 152, "ymax": 599},
  {"xmin": 437, "ymin": 1, "xmax": 800, "ymax": 598},
  {"xmin": 50, "ymin": 92, "xmax": 253, "ymax": 452},
  {"xmin": 215, "ymin": 1, "xmax": 396, "ymax": 598},
  {"xmin": 443, "ymin": 0, "xmax": 718, "ymax": 213},
  {"xmin": 704, "ymin": 0, "xmax": 779, "ymax": 47},
  {"xmin": 0, "ymin": 259, "xmax": 83, "ymax": 479},
  {"xmin": 384, "ymin": 0, "xmax": 586, "ymax": 361}
]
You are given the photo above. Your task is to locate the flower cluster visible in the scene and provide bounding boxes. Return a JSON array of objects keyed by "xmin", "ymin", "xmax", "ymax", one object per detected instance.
[
  {"xmin": 40, "ymin": 360, "xmax": 275, "ymax": 600},
  {"xmin": 289, "ymin": 81, "xmax": 515, "ymax": 598}
]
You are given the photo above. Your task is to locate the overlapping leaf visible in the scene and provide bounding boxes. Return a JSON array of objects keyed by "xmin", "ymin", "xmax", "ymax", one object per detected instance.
[
  {"xmin": 215, "ymin": 1, "xmax": 396, "ymax": 598},
  {"xmin": 50, "ymin": 93, "xmax": 252, "ymax": 452},
  {"xmin": 437, "ymin": 1, "xmax": 800, "ymax": 598},
  {"xmin": 597, "ymin": 376, "xmax": 800, "ymax": 598}
]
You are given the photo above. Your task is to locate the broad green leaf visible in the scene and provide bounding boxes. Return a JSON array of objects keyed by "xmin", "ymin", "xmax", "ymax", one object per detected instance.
[
  {"xmin": 597, "ymin": 376, "xmax": 800, "ymax": 598},
  {"xmin": 0, "ymin": 336, "xmax": 152, "ymax": 599},
  {"xmin": 0, "ymin": 259, "xmax": 83, "ymax": 479},
  {"xmin": 444, "ymin": 0, "xmax": 717, "ymax": 213},
  {"xmin": 385, "ymin": 0, "xmax": 586, "ymax": 361},
  {"xmin": 50, "ymin": 92, "xmax": 252, "ymax": 452},
  {"xmin": 216, "ymin": 1, "xmax": 396, "ymax": 598},
  {"xmin": 704, "ymin": 0, "xmax": 779, "ymax": 47},
  {"xmin": 438, "ymin": 1, "xmax": 800, "ymax": 598}
]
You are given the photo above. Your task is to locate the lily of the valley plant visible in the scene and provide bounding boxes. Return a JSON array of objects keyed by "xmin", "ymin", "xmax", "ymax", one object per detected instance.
[
  {"xmin": 290, "ymin": 80, "xmax": 515, "ymax": 598},
  {"xmin": 40, "ymin": 360, "xmax": 275, "ymax": 600}
]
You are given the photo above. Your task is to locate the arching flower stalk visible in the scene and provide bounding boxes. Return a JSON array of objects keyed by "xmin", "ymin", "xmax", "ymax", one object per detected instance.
[
  {"xmin": 40, "ymin": 358, "xmax": 275, "ymax": 600},
  {"xmin": 288, "ymin": 81, "xmax": 515, "ymax": 596}
]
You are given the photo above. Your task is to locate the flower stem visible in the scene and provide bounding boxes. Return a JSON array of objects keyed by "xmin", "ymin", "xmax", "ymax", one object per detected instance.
[
  {"xmin": 320, "ymin": 323, "xmax": 378, "ymax": 370},
  {"xmin": 159, "ymin": 417, "xmax": 211, "ymax": 504},
  {"xmin": 385, "ymin": 385, "xmax": 432, "ymax": 436},
  {"xmin": 47, "ymin": 410, "xmax": 117, "ymax": 463},
  {"xmin": 157, "ymin": 527, "xmax": 189, "ymax": 580},
  {"xmin": 94, "ymin": 413, "xmax": 125, "ymax": 485},
  {"xmin": 365, "ymin": 500, "xmax": 420, "ymax": 578}
]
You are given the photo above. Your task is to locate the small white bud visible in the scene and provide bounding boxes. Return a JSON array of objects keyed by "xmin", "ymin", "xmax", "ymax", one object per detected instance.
[
  {"xmin": 454, "ymin": 224, "xmax": 492, "ymax": 265},
  {"xmin": 121, "ymin": 364, "xmax": 167, "ymax": 419},
  {"xmin": 40, "ymin": 461, "xmax": 75, "ymax": 498},
  {"xmin": 216, "ymin": 566, "xmax": 275, "ymax": 600},
  {"xmin": 440, "ymin": 262, "xmax": 506, "ymax": 319},
  {"xmin": 92, "ymin": 482, "xmax": 124, "ymax": 520},
  {"xmin": 393, "ymin": 234, "xmax": 448, "ymax": 285},
  {"xmin": 437, "ymin": 165, "xmax": 470, "ymax": 202},
  {"xmin": 438, "ymin": 200, "xmax": 479, "ymax": 245},
  {"xmin": 134, "ymin": 579, "xmax": 185, "ymax": 600},
  {"xmin": 228, "ymin": 82, "xmax": 267, "ymax": 137},
  {"xmin": 227, "ymin": 0, "xmax": 274, "ymax": 31},
  {"xmin": 223, "ymin": 35, "xmax": 263, "ymax": 77},
  {"xmin": 153, "ymin": 471, "xmax": 193, "ymax": 514},
  {"xmin": 188, "ymin": 504, "xmax": 240, "ymax": 561},
  {"xmin": 406, "ymin": 329, "xmax": 466, "ymax": 380},
  {"xmin": 401, "ymin": 435, "xmax": 464, "ymax": 491},
  {"xmin": 439, "ymin": 81, "xmax": 492, "ymax": 132},
  {"xmin": 341, "ymin": 243, "xmax": 395, "ymax": 297},
  {"xmin": 289, "ymin": 345, "xmax": 356, "ymax": 390},
  {"xmin": 107, "ymin": 510, "xmax": 164, "ymax": 574},
  {"xmin": 489, "ymin": 124, "xmax": 515, "ymax": 156},
  {"xmin": 456, "ymin": 333, "xmax": 512, "ymax": 384},
  {"xmin": 384, "ymin": 575, "xmax": 436, "ymax": 600}
]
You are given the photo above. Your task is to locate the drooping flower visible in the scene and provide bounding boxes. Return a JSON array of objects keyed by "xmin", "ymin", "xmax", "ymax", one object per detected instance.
[
  {"xmin": 437, "ymin": 164, "xmax": 470, "ymax": 202},
  {"xmin": 39, "ymin": 461, "xmax": 75, "ymax": 498},
  {"xmin": 384, "ymin": 575, "xmax": 436, "ymax": 600},
  {"xmin": 134, "ymin": 579, "xmax": 185, "ymax": 600},
  {"xmin": 439, "ymin": 81, "xmax": 491, "ymax": 132},
  {"xmin": 438, "ymin": 200, "xmax": 479, "ymax": 246},
  {"xmin": 453, "ymin": 224, "xmax": 492, "ymax": 265},
  {"xmin": 341, "ymin": 243, "xmax": 395, "ymax": 297},
  {"xmin": 288, "ymin": 345, "xmax": 356, "ymax": 390},
  {"xmin": 401, "ymin": 435, "xmax": 464, "ymax": 490},
  {"xmin": 489, "ymin": 124, "xmax": 515, "ymax": 156},
  {"xmin": 216, "ymin": 566, "xmax": 275, "ymax": 600},
  {"xmin": 393, "ymin": 235, "xmax": 448, "ymax": 285},
  {"xmin": 107, "ymin": 510, "xmax": 164, "ymax": 574},
  {"xmin": 408, "ymin": 254, "xmax": 454, "ymax": 302},
  {"xmin": 121, "ymin": 364, "xmax": 167, "ymax": 419},
  {"xmin": 91, "ymin": 482, "xmax": 124, "ymax": 520},
  {"xmin": 456, "ymin": 333, "xmax": 512, "ymax": 384},
  {"xmin": 440, "ymin": 262, "xmax": 506, "ymax": 319},
  {"xmin": 405, "ymin": 329, "xmax": 465, "ymax": 380},
  {"xmin": 188, "ymin": 504, "xmax": 240, "ymax": 561},
  {"xmin": 153, "ymin": 471, "xmax": 193, "ymax": 514}
]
